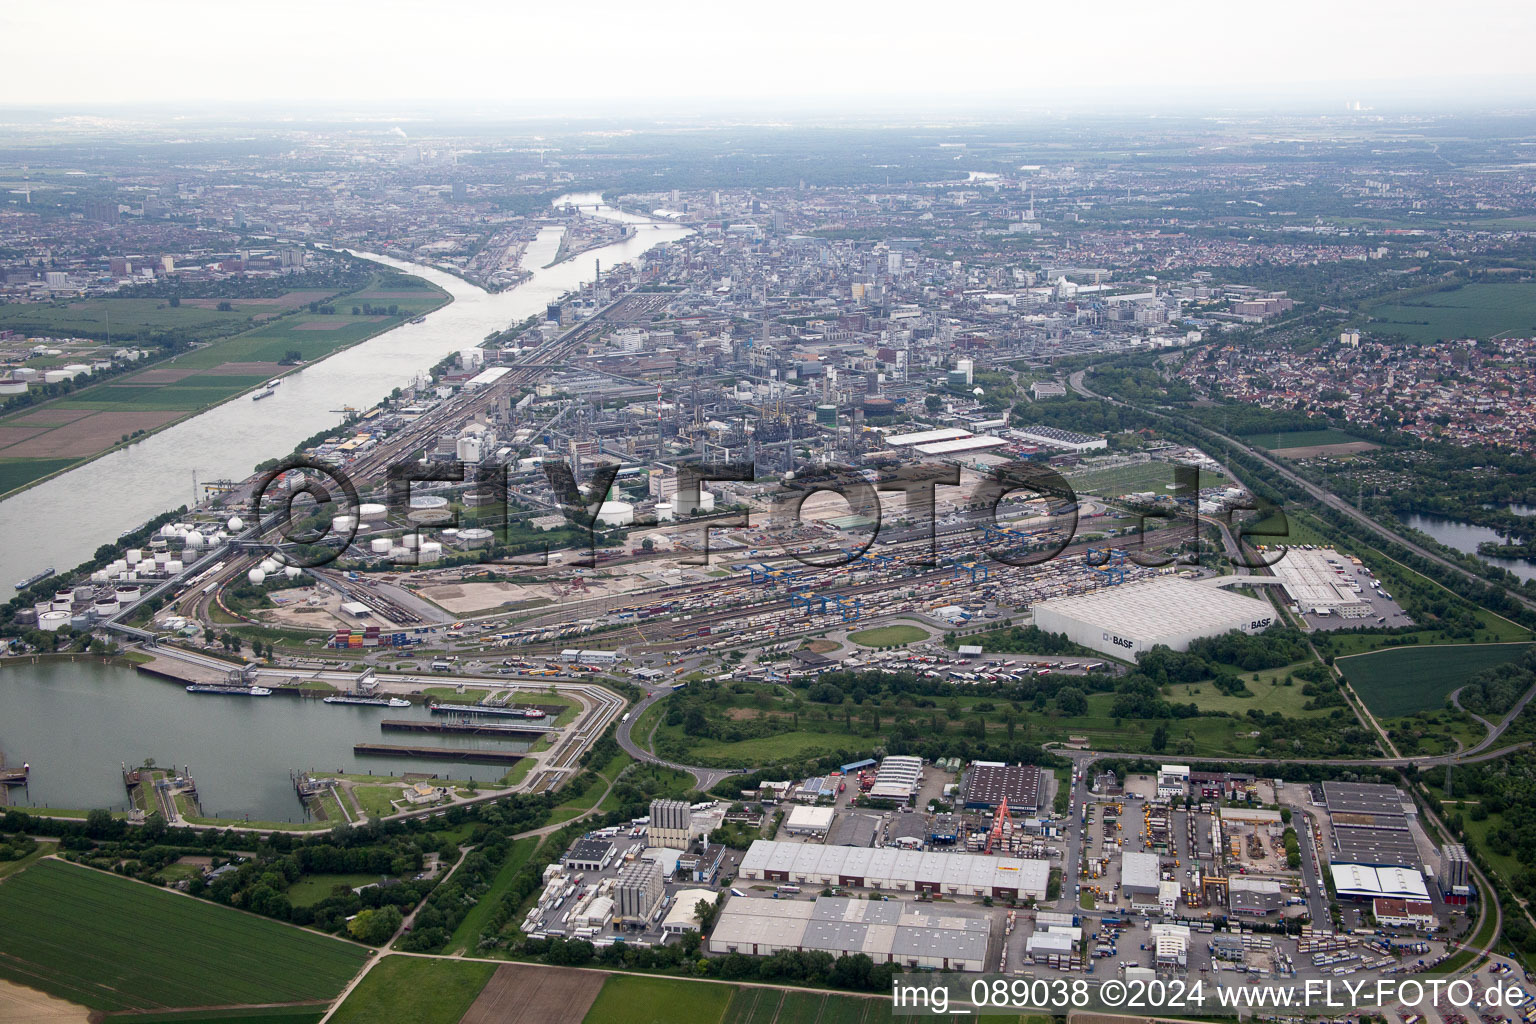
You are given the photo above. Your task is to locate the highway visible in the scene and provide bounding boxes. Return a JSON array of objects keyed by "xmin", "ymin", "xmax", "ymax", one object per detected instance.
[{"xmin": 1068, "ymin": 368, "xmax": 1536, "ymax": 616}]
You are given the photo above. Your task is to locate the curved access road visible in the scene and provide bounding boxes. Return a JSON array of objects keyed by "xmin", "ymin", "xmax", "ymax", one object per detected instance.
[{"xmin": 615, "ymin": 685, "xmax": 744, "ymax": 790}]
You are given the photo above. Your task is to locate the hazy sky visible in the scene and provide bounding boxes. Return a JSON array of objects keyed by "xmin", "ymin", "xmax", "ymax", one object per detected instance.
[{"xmin": 5, "ymin": 0, "xmax": 1535, "ymax": 111}]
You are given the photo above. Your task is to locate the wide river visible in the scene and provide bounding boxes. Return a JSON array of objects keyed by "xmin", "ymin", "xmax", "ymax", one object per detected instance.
[
  {"xmin": 0, "ymin": 194, "xmax": 685, "ymax": 820},
  {"xmin": 0, "ymin": 194, "xmax": 688, "ymax": 594},
  {"xmin": 0, "ymin": 659, "xmax": 529, "ymax": 821}
]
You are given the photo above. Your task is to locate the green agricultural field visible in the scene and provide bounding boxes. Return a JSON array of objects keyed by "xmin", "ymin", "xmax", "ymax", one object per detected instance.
[
  {"xmin": 0, "ymin": 456, "xmax": 76, "ymax": 494},
  {"xmin": 0, "ymin": 274, "xmax": 447, "ymax": 498},
  {"xmin": 100, "ymin": 1009, "xmax": 325, "ymax": 1024},
  {"xmin": 1242, "ymin": 428, "xmax": 1363, "ymax": 450},
  {"xmin": 1066, "ymin": 460, "xmax": 1226, "ymax": 499},
  {"xmin": 719, "ymin": 986, "xmax": 891, "ymax": 1024},
  {"xmin": 583, "ymin": 975, "xmax": 734, "ymax": 1024},
  {"xmin": 0, "ymin": 859, "xmax": 368, "ymax": 1012},
  {"xmin": 0, "ymin": 297, "xmax": 281, "ymax": 338},
  {"xmin": 847, "ymin": 624, "xmax": 928, "ymax": 647},
  {"xmin": 1366, "ymin": 282, "xmax": 1536, "ymax": 343},
  {"xmin": 1337, "ymin": 643, "xmax": 1535, "ymax": 716},
  {"xmin": 327, "ymin": 956, "xmax": 495, "ymax": 1024}
]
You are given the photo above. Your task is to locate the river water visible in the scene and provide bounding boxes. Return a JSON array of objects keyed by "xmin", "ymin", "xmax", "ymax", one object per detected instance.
[
  {"xmin": 0, "ymin": 195, "xmax": 684, "ymax": 819},
  {"xmin": 1401, "ymin": 513, "xmax": 1536, "ymax": 584},
  {"xmin": 0, "ymin": 660, "xmax": 530, "ymax": 820},
  {"xmin": 0, "ymin": 194, "xmax": 687, "ymax": 594}
]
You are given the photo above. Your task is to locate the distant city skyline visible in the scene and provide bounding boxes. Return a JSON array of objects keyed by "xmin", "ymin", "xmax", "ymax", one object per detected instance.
[{"xmin": 5, "ymin": 0, "xmax": 1536, "ymax": 111}]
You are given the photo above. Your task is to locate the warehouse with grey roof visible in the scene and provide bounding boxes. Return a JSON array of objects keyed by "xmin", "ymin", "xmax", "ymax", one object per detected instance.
[{"xmin": 708, "ymin": 895, "xmax": 996, "ymax": 971}]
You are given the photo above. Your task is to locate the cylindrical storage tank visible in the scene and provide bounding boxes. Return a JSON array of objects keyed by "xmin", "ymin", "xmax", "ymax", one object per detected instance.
[
  {"xmin": 370, "ymin": 538, "xmax": 393, "ymax": 555},
  {"xmin": 388, "ymin": 546, "xmax": 411, "ymax": 561},
  {"xmin": 91, "ymin": 570, "xmax": 109, "ymax": 584},
  {"xmin": 94, "ymin": 596, "xmax": 119, "ymax": 615},
  {"xmin": 70, "ymin": 614, "xmax": 92, "ymax": 631},
  {"xmin": 38, "ymin": 610, "xmax": 69, "ymax": 631},
  {"xmin": 126, "ymin": 548, "xmax": 142, "ymax": 563},
  {"xmin": 655, "ymin": 501, "xmax": 674, "ymax": 522},
  {"xmin": 440, "ymin": 528, "xmax": 459, "ymax": 541},
  {"xmin": 596, "ymin": 501, "xmax": 634, "ymax": 526},
  {"xmin": 417, "ymin": 542, "xmax": 442, "ymax": 563},
  {"xmin": 155, "ymin": 551, "xmax": 170, "ymax": 565},
  {"xmin": 72, "ymin": 585, "xmax": 93, "ymax": 603},
  {"xmin": 166, "ymin": 559, "xmax": 183, "ymax": 574},
  {"xmin": 332, "ymin": 515, "xmax": 356, "ymax": 535},
  {"xmin": 248, "ymin": 568, "xmax": 266, "ymax": 585},
  {"xmin": 816, "ymin": 404, "xmax": 838, "ymax": 426},
  {"xmin": 401, "ymin": 535, "xmax": 419, "ymax": 549},
  {"xmin": 408, "ymin": 509, "xmax": 451, "ymax": 528},
  {"xmin": 51, "ymin": 597, "xmax": 71, "ymax": 612},
  {"xmin": 409, "ymin": 494, "xmax": 449, "ymax": 510},
  {"xmin": 460, "ymin": 527, "xmax": 494, "ymax": 549},
  {"xmin": 115, "ymin": 584, "xmax": 142, "ymax": 602},
  {"xmin": 358, "ymin": 502, "xmax": 388, "ymax": 522}
]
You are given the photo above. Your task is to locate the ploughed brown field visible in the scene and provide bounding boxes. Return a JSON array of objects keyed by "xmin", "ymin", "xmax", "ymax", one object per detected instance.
[{"xmin": 459, "ymin": 963, "xmax": 606, "ymax": 1024}]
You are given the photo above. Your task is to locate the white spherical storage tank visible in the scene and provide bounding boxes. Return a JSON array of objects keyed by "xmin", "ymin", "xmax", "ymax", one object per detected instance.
[
  {"xmin": 370, "ymin": 538, "xmax": 393, "ymax": 555},
  {"xmin": 596, "ymin": 501, "xmax": 634, "ymax": 527},
  {"xmin": 284, "ymin": 566, "xmax": 302, "ymax": 579},
  {"xmin": 227, "ymin": 516, "xmax": 244, "ymax": 531},
  {"xmin": 247, "ymin": 568, "xmax": 267, "ymax": 585},
  {"xmin": 260, "ymin": 558, "xmax": 280, "ymax": 574},
  {"xmin": 358, "ymin": 503, "xmax": 388, "ymax": 522},
  {"xmin": 184, "ymin": 532, "xmax": 204, "ymax": 549}
]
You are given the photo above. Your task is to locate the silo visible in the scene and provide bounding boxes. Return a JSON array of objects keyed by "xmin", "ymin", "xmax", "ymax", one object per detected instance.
[{"xmin": 460, "ymin": 528, "xmax": 494, "ymax": 549}]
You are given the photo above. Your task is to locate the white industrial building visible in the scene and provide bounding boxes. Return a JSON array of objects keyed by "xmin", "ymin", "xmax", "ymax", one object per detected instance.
[
  {"xmin": 867, "ymin": 755, "xmax": 924, "ymax": 802},
  {"xmin": 885, "ymin": 427, "xmax": 972, "ymax": 448},
  {"xmin": 1267, "ymin": 547, "xmax": 1372, "ymax": 617},
  {"xmin": 1017, "ymin": 425, "xmax": 1108, "ymax": 452},
  {"xmin": 708, "ymin": 895, "xmax": 994, "ymax": 971},
  {"xmin": 1031, "ymin": 576, "xmax": 1275, "ymax": 659},
  {"xmin": 1330, "ymin": 864, "xmax": 1431, "ymax": 902},
  {"xmin": 738, "ymin": 840, "xmax": 1050, "ymax": 901},
  {"xmin": 661, "ymin": 888, "xmax": 720, "ymax": 935},
  {"xmin": 784, "ymin": 805, "xmax": 835, "ymax": 837},
  {"xmin": 1121, "ymin": 851, "xmax": 1162, "ymax": 897}
]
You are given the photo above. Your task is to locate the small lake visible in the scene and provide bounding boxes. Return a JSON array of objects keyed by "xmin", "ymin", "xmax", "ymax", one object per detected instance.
[{"xmin": 1401, "ymin": 513, "xmax": 1536, "ymax": 584}]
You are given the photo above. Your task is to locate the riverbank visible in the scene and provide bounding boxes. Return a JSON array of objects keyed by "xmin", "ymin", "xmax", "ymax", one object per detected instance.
[{"xmin": 0, "ymin": 274, "xmax": 452, "ymax": 503}]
